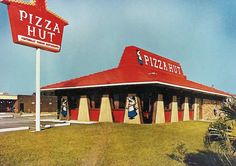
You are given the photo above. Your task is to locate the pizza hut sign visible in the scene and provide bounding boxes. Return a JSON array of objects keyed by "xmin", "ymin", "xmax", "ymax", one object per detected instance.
[{"xmin": 1, "ymin": 0, "xmax": 68, "ymax": 52}]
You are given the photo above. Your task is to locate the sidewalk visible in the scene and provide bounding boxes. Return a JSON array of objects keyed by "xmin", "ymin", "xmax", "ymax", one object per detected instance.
[
  {"xmin": 0, "ymin": 112, "xmax": 57, "ymax": 130},
  {"xmin": 0, "ymin": 113, "xmax": 96, "ymax": 133},
  {"xmin": 20, "ymin": 112, "xmax": 57, "ymax": 117},
  {"xmin": 0, "ymin": 113, "xmax": 14, "ymax": 118},
  {"xmin": 0, "ymin": 112, "xmax": 57, "ymax": 118}
]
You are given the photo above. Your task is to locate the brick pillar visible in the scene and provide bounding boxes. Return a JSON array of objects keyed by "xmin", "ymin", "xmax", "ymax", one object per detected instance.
[
  {"xmin": 193, "ymin": 98, "xmax": 199, "ymax": 120},
  {"xmin": 183, "ymin": 97, "xmax": 190, "ymax": 121},
  {"xmin": 155, "ymin": 94, "xmax": 165, "ymax": 124},
  {"xmin": 216, "ymin": 100, "xmax": 222, "ymax": 110},
  {"xmin": 78, "ymin": 95, "xmax": 90, "ymax": 122},
  {"xmin": 99, "ymin": 95, "xmax": 113, "ymax": 122},
  {"xmin": 171, "ymin": 96, "xmax": 178, "ymax": 122},
  {"xmin": 124, "ymin": 94, "xmax": 141, "ymax": 124},
  {"xmin": 202, "ymin": 99, "xmax": 216, "ymax": 120}
]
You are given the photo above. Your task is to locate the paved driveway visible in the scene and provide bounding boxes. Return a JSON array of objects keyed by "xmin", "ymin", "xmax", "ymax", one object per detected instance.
[{"xmin": 0, "ymin": 114, "xmax": 57, "ymax": 129}]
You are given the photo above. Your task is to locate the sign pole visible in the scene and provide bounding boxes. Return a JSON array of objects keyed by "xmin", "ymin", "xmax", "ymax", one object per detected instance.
[{"xmin": 36, "ymin": 48, "xmax": 41, "ymax": 131}]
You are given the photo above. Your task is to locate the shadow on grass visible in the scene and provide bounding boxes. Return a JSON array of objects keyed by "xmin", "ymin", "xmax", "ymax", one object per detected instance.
[{"xmin": 168, "ymin": 150, "xmax": 236, "ymax": 166}]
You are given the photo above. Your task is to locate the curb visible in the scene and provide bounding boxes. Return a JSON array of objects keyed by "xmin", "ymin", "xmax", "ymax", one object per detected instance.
[
  {"xmin": 0, "ymin": 126, "xmax": 29, "ymax": 133},
  {"xmin": 69, "ymin": 120, "xmax": 98, "ymax": 124},
  {"xmin": 44, "ymin": 123, "xmax": 70, "ymax": 129},
  {"xmin": 0, "ymin": 115, "xmax": 14, "ymax": 118},
  {"xmin": 21, "ymin": 113, "xmax": 56, "ymax": 117},
  {"xmin": 39, "ymin": 119, "xmax": 66, "ymax": 123},
  {"xmin": 39, "ymin": 119, "xmax": 98, "ymax": 124}
]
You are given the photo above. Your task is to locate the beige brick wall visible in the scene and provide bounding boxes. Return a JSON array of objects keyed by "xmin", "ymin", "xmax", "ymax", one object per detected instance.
[{"xmin": 202, "ymin": 99, "xmax": 222, "ymax": 120}]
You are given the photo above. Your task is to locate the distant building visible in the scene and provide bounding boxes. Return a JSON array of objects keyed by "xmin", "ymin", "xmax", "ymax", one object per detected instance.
[
  {"xmin": 15, "ymin": 95, "xmax": 57, "ymax": 113},
  {"xmin": 0, "ymin": 93, "xmax": 57, "ymax": 113},
  {"xmin": 0, "ymin": 94, "xmax": 17, "ymax": 112}
]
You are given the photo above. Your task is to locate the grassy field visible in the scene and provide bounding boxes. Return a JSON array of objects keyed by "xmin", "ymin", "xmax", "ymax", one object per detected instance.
[{"xmin": 0, "ymin": 121, "xmax": 210, "ymax": 166}]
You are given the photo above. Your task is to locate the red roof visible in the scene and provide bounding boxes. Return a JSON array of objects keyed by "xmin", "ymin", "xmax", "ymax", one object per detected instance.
[
  {"xmin": 1, "ymin": 0, "xmax": 68, "ymax": 25},
  {"xmin": 41, "ymin": 46, "xmax": 230, "ymax": 97}
]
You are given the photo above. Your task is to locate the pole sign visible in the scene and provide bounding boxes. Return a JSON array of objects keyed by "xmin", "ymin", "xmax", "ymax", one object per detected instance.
[
  {"xmin": 1, "ymin": 0, "xmax": 68, "ymax": 132},
  {"xmin": 1, "ymin": 0, "xmax": 68, "ymax": 52}
]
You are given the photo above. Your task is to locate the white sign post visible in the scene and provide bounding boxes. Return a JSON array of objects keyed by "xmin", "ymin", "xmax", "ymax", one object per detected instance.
[{"xmin": 36, "ymin": 48, "xmax": 41, "ymax": 131}]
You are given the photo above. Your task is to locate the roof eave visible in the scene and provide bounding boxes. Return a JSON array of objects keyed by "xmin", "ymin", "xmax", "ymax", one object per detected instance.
[{"xmin": 41, "ymin": 81, "xmax": 230, "ymax": 98}]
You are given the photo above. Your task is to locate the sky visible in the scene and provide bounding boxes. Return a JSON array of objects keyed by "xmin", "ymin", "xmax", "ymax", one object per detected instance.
[{"xmin": 0, "ymin": 0, "xmax": 235, "ymax": 95}]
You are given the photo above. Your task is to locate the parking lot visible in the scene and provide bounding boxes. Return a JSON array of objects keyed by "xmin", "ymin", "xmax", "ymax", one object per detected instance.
[{"xmin": 0, "ymin": 113, "xmax": 58, "ymax": 130}]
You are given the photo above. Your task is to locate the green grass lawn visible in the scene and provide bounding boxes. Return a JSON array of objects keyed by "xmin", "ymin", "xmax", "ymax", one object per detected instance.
[{"xmin": 0, "ymin": 121, "xmax": 209, "ymax": 166}]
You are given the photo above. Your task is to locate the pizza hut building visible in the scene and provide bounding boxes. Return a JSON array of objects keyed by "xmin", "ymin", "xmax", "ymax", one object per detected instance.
[{"xmin": 41, "ymin": 46, "xmax": 230, "ymax": 124}]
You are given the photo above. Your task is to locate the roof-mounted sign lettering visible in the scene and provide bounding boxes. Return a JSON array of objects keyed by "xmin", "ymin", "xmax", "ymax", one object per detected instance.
[
  {"xmin": 119, "ymin": 46, "xmax": 185, "ymax": 78},
  {"xmin": 135, "ymin": 49, "xmax": 183, "ymax": 75},
  {"xmin": 1, "ymin": 0, "xmax": 68, "ymax": 52}
]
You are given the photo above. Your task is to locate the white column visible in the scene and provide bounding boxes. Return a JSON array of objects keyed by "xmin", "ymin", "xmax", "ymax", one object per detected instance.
[
  {"xmin": 171, "ymin": 96, "xmax": 178, "ymax": 123},
  {"xmin": 193, "ymin": 98, "xmax": 199, "ymax": 120},
  {"xmin": 36, "ymin": 48, "xmax": 41, "ymax": 131},
  {"xmin": 78, "ymin": 96, "xmax": 90, "ymax": 122},
  {"xmin": 155, "ymin": 94, "xmax": 165, "ymax": 124},
  {"xmin": 99, "ymin": 95, "xmax": 113, "ymax": 122},
  {"xmin": 183, "ymin": 97, "xmax": 190, "ymax": 121}
]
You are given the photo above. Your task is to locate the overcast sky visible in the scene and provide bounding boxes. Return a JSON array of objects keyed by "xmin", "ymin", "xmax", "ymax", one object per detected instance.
[{"xmin": 0, "ymin": 0, "xmax": 235, "ymax": 95}]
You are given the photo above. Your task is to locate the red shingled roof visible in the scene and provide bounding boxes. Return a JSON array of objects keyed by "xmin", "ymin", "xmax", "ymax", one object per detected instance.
[{"xmin": 41, "ymin": 46, "xmax": 230, "ymax": 97}]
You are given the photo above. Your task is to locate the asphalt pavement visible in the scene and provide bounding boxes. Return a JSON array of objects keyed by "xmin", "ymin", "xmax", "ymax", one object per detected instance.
[{"xmin": 0, "ymin": 113, "xmax": 57, "ymax": 129}]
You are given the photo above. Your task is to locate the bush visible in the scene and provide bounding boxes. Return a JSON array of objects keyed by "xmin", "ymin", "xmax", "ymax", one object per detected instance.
[
  {"xmin": 204, "ymin": 97, "xmax": 236, "ymax": 166},
  {"xmin": 169, "ymin": 142, "xmax": 188, "ymax": 163}
]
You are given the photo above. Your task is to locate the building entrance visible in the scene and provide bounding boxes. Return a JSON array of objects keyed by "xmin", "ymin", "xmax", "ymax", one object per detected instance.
[
  {"xmin": 20, "ymin": 103, "xmax": 24, "ymax": 112},
  {"xmin": 139, "ymin": 93, "xmax": 155, "ymax": 124}
]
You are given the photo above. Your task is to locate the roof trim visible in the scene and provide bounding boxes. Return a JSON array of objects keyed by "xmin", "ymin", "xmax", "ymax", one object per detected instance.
[
  {"xmin": 41, "ymin": 81, "xmax": 230, "ymax": 97},
  {"xmin": 0, "ymin": 95, "xmax": 17, "ymax": 100}
]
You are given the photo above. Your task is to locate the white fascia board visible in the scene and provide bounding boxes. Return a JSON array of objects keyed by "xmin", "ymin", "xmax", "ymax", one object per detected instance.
[{"xmin": 41, "ymin": 81, "xmax": 230, "ymax": 97}]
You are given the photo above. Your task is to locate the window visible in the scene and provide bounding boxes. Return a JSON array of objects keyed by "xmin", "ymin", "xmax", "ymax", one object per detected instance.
[
  {"xmin": 163, "ymin": 95, "xmax": 172, "ymax": 110},
  {"xmin": 68, "ymin": 96, "xmax": 80, "ymax": 110},
  {"xmin": 177, "ymin": 96, "xmax": 185, "ymax": 110},
  {"xmin": 89, "ymin": 94, "xmax": 101, "ymax": 109},
  {"xmin": 112, "ymin": 94, "xmax": 119, "ymax": 109},
  {"xmin": 189, "ymin": 97, "xmax": 194, "ymax": 110},
  {"xmin": 111, "ymin": 94, "xmax": 126, "ymax": 109}
]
